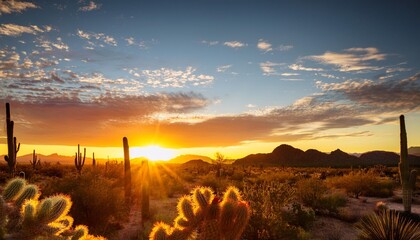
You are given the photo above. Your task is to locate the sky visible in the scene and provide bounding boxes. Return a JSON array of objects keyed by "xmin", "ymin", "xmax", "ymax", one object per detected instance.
[{"xmin": 1, "ymin": 0, "xmax": 420, "ymax": 160}]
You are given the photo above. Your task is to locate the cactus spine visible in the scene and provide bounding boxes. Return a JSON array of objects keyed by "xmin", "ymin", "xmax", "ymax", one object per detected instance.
[
  {"xmin": 141, "ymin": 159, "xmax": 150, "ymax": 221},
  {"xmin": 399, "ymin": 115, "xmax": 418, "ymax": 213},
  {"xmin": 123, "ymin": 137, "xmax": 132, "ymax": 205},
  {"xmin": 74, "ymin": 144, "xmax": 86, "ymax": 175},
  {"xmin": 4, "ymin": 103, "xmax": 20, "ymax": 175},
  {"xmin": 30, "ymin": 149, "xmax": 41, "ymax": 170},
  {"xmin": 149, "ymin": 186, "xmax": 251, "ymax": 240},
  {"xmin": 0, "ymin": 178, "xmax": 104, "ymax": 239}
]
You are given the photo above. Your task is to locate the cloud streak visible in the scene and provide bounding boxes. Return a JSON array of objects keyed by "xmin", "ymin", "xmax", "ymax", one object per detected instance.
[
  {"xmin": 0, "ymin": 0, "xmax": 38, "ymax": 15},
  {"xmin": 0, "ymin": 24, "xmax": 51, "ymax": 36}
]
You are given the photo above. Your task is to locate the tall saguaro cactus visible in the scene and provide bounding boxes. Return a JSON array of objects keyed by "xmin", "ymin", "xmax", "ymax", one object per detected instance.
[
  {"xmin": 399, "ymin": 115, "xmax": 418, "ymax": 213},
  {"xmin": 29, "ymin": 150, "xmax": 41, "ymax": 170},
  {"xmin": 123, "ymin": 137, "xmax": 131, "ymax": 205},
  {"xmin": 92, "ymin": 152, "xmax": 96, "ymax": 167},
  {"xmin": 4, "ymin": 103, "xmax": 20, "ymax": 175},
  {"xmin": 74, "ymin": 144, "xmax": 86, "ymax": 175}
]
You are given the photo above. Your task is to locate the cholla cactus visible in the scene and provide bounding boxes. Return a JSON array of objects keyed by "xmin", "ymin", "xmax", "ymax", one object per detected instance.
[
  {"xmin": 0, "ymin": 178, "xmax": 105, "ymax": 240},
  {"xmin": 149, "ymin": 186, "xmax": 251, "ymax": 240}
]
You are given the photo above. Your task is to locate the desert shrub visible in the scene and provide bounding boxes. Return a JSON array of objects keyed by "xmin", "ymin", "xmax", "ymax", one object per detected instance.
[
  {"xmin": 296, "ymin": 178, "xmax": 328, "ymax": 207},
  {"xmin": 242, "ymin": 181, "xmax": 311, "ymax": 240},
  {"xmin": 328, "ymin": 171, "xmax": 395, "ymax": 198},
  {"xmin": 38, "ymin": 164, "xmax": 67, "ymax": 178},
  {"xmin": 43, "ymin": 170, "xmax": 127, "ymax": 236},
  {"xmin": 199, "ymin": 173, "xmax": 229, "ymax": 194},
  {"xmin": 296, "ymin": 178, "xmax": 346, "ymax": 214},
  {"xmin": 284, "ymin": 203, "xmax": 316, "ymax": 230},
  {"xmin": 356, "ymin": 210, "xmax": 420, "ymax": 240}
]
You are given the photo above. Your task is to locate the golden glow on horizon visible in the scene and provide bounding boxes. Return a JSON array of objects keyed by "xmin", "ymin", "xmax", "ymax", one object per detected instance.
[{"xmin": 130, "ymin": 145, "xmax": 177, "ymax": 161}]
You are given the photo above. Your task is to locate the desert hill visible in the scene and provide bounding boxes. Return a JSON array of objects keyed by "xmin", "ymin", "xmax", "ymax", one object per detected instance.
[{"xmin": 234, "ymin": 144, "xmax": 420, "ymax": 167}]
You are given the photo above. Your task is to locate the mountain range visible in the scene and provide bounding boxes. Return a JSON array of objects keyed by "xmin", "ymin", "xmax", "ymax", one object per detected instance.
[
  {"xmin": 234, "ymin": 144, "xmax": 420, "ymax": 167},
  {"xmin": 12, "ymin": 144, "xmax": 420, "ymax": 167}
]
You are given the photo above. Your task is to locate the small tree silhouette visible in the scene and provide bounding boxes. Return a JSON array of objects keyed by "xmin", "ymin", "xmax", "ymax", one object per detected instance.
[{"xmin": 213, "ymin": 152, "xmax": 227, "ymax": 178}]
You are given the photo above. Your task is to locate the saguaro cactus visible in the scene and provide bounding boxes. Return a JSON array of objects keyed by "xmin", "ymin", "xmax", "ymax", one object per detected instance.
[
  {"xmin": 29, "ymin": 150, "xmax": 41, "ymax": 170},
  {"xmin": 141, "ymin": 159, "xmax": 150, "ymax": 221},
  {"xmin": 92, "ymin": 152, "xmax": 96, "ymax": 167},
  {"xmin": 123, "ymin": 137, "xmax": 131, "ymax": 205},
  {"xmin": 399, "ymin": 115, "xmax": 417, "ymax": 213},
  {"xmin": 149, "ymin": 186, "xmax": 251, "ymax": 240},
  {"xmin": 4, "ymin": 103, "xmax": 20, "ymax": 175},
  {"xmin": 74, "ymin": 144, "xmax": 86, "ymax": 175}
]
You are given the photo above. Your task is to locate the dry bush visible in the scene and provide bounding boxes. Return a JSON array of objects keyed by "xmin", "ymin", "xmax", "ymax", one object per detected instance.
[{"xmin": 328, "ymin": 171, "xmax": 395, "ymax": 198}]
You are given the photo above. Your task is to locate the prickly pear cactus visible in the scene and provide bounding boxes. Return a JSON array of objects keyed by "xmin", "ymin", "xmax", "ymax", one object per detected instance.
[
  {"xmin": 149, "ymin": 186, "xmax": 251, "ymax": 240},
  {"xmin": 0, "ymin": 178, "xmax": 105, "ymax": 240}
]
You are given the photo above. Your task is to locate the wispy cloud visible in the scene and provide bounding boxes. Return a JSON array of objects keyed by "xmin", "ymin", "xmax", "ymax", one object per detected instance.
[
  {"xmin": 216, "ymin": 64, "xmax": 232, "ymax": 73},
  {"xmin": 125, "ymin": 37, "xmax": 146, "ymax": 48},
  {"xmin": 277, "ymin": 44, "xmax": 293, "ymax": 51},
  {"xmin": 79, "ymin": 1, "xmax": 101, "ymax": 12},
  {"xmin": 257, "ymin": 39, "xmax": 272, "ymax": 52},
  {"xmin": 127, "ymin": 66, "xmax": 214, "ymax": 88},
  {"xmin": 224, "ymin": 41, "xmax": 247, "ymax": 48},
  {"xmin": 76, "ymin": 29, "xmax": 117, "ymax": 48},
  {"xmin": 35, "ymin": 37, "xmax": 70, "ymax": 52},
  {"xmin": 260, "ymin": 61, "xmax": 284, "ymax": 76},
  {"xmin": 0, "ymin": 24, "xmax": 51, "ymax": 37},
  {"xmin": 280, "ymin": 73, "xmax": 300, "ymax": 76},
  {"xmin": 289, "ymin": 64, "xmax": 323, "ymax": 72},
  {"xmin": 308, "ymin": 47, "xmax": 386, "ymax": 72},
  {"xmin": 0, "ymin": 0, "xmax": 38, "ymax": 15},
  {"xmin": 201, "ymin": 40, "xmax": 219, "ymax": 46}
]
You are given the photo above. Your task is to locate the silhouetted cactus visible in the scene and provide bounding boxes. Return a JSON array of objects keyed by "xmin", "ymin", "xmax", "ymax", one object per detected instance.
[
  {"xmin": 149, "ymin": 186, "xmax": 251, "ymax": 240},
  {"xmin": 4, "ymin": 103, "xmax": 20, "ymax": 175},
  {"xmin": 399, "ymin": 115, "xmax": 417, "ymax": 213},
  {"xmin": 123, "ymin": 137, "xmax": 132, "ymax": 205},
  {"xmin": 74, "ymin": 144, "xmax": 86, "ymax": 175},
  {"xmin": 141, "ymin": 159, "xmax": 150, "ymax": 221},
  {"xmin": 29, "ymin": 149, "xmax": 41, "ymax": 170},
  {"xmin": 0, "ymin": 178, "xmax": 105, "ymax": 239},
  {"xmin": 92, "ymin": 152, "xmax": 96, "ymax": 167}
]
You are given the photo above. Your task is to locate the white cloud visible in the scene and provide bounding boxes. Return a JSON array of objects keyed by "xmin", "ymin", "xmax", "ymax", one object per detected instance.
[
  {"xmin": 125, "ymin": 37, "xmax": 146, "ymax": 48},
  {"xmin": 260, "ymin": 61, "xmax": 284, "ymax": 76},
  {"xmin": 0, "ymin": 0, "xmax": 38, "ymax": 15},
  {"xmin": 246, "ymin": 104, "xmax": 257, "ymax": 108},
  {"xmin": 76, "ymin": 29, "xmax": 117, "ymax": 47},
  {"xmin": 257, "ymin": 39, "xmax": 272, "ymax": 52},
  {"xmin": 36, "ymin": 37, "xmax": 69, "ymax": 52},
  {"xmin": 224, "ymin": 41, "xmax": 247, "ymax": 48},
  {"xmin": 0, "ymin": 24, "xmax": 51, "ymax": 36},
  {"xmin": 280, "ymin": 73, "xmax": 300, "ymax": 76},
  {"xmin": 289, "ymin": 64, "xmax": 324, "ymax": 72},
  {"xmin": 308, "ymin": 47, "xmax": 386, "ymax": 72},
  {"xmin": 128, "ymin": 66, "xmax": 215, "ymax": 88},
  {"xmin": 79, "ymin": 1, "xmax": 101, "ymax": 11},
  {"xmin": 216, "ymin": 64, "xmax": 232, "ymax": 73},
  {"xmin": 201, "ymin": 40, "xmax": 219, "ymax": 46}
]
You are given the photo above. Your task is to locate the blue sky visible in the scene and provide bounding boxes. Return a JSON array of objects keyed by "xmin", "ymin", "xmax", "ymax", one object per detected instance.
[{"xmin": 1, "ymin": 0, "xmax": 420, "ymax": 157}]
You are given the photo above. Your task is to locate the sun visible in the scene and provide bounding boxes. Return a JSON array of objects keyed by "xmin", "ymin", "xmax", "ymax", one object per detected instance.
[{"xmin": 130, "ymin": 145, "xmax": 177, "ymax": 161}]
